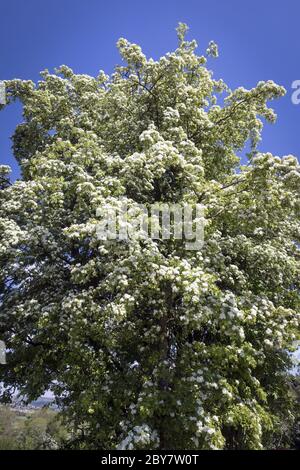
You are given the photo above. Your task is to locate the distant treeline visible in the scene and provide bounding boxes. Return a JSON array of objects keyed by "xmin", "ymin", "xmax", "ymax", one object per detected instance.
[{"xmin": 0, "ymin": 405, "xmax": 68, "ymax": 450}]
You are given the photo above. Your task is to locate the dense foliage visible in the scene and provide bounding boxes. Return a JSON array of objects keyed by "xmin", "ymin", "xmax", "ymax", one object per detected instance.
[{"xmin": 0, "ymin": 24, "xmax": 299, "ymax": 449}]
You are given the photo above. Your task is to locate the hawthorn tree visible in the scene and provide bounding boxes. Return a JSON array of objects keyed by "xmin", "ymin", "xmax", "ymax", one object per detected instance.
[{"xmin": 0, "ymin": 24, "xmax": 299, "ymax": 450}]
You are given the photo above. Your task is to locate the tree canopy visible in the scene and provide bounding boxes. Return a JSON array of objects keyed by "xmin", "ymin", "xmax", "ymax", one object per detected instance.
[{"xmin": 0, "ymin": 24, "xmax": 299, "ymax": 449}]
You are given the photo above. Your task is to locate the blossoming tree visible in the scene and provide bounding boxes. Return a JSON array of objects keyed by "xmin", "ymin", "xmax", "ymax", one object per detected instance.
[{"xmin": 0, "ymin": 24, "xmax": 299, "ymax": 449}]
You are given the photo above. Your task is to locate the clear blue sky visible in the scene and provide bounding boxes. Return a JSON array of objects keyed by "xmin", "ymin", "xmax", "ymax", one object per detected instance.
[{"xmin": 1, "ymin": 0, "xmax": 300, "ymax": 179}]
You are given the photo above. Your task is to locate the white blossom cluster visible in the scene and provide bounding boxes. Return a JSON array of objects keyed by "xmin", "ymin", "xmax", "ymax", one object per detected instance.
[{"xmin": 0, "ymin": 24, "xmax": 299, "ymax": 450}]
